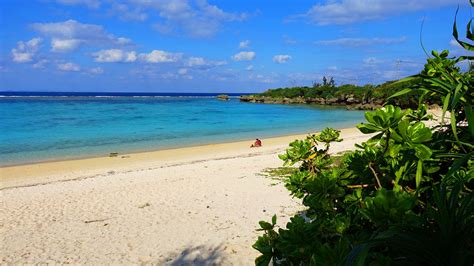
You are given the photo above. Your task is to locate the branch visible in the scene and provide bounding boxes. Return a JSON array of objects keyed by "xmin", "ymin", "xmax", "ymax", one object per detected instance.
[{"xmin": 369, "ymin": 163, "xmax": 382, "ymax": 189}]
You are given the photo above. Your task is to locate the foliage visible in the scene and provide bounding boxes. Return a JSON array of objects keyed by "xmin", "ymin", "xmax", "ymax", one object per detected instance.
[
  {"xmin": 253, "ymin": 75, "xmax": 426, "ymax": 108},
  {"xmin": 253, "ymin": 3, "xmax": 474, "ymax": 265}
]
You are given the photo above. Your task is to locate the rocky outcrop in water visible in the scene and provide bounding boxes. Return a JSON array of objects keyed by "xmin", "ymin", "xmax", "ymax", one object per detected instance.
[{"xmin": 216, "ymin": 94, "xmax": 230, "ymax": 101}]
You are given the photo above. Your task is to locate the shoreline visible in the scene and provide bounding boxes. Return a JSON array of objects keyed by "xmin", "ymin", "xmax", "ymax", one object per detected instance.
[
  {"xmin": 1, "ymin": 125, "xmax": 371, "ymax": 264},
  {"xmin": 0, "ymin": 127, "xmax": 366, "ymax": 190},
  {"xmin": 1, "ymin": 111, "xmax": 442, "ymax": 263},
  {"xmin": 0, "ymin": 124, "xmax": 358, "ymax": 168}
]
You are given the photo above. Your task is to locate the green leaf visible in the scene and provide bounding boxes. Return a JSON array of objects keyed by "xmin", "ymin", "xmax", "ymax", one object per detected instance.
[
  {"xmin": 414, "ymin": 144, "xmax": 432, "ymax": 160},
  {"xmin": 410, "ymin": 123, "xmax": 432, "ymax": 143},
  {"xmin": 467, "ymin": 19, "xmax": 473, "ymax": 41},
  {"xmin": 252, "ymin": 236, "xmax": 273, "ymax": 254},
  {"xmin": 416, "ymin": 160, "xmax": 423, "ymax": 188},
  {"xmin": 444, "ymin": 152, "xmax": 474, "ymax": 179},
  {"xmin": 450, "ymin": 111, "xmax": 461, "ymax": 144},
  {"xmin": 271, "ymin": 215, "xmax": 277, "ymax": 226},
  {"xmin": 259, "ymin": 221, "xmax": 273, "ymax": 230},
  {"xmin": 357, "ymin": 123, "xmax": 379, "ymax": 134},
  {"xmin": 255, "ymin": 255, "xmax": 272, "ymax": 266},
  {"xmin": 441, "ymin": 93, "xmax": 451, "ymax": 124},
  {"xmin": 451, "ymin": 83, "xmax": 463, "ymax": 108},
  {"xmin": 387, "ymin": 88, "xmax": 412, "ymax": 100}
]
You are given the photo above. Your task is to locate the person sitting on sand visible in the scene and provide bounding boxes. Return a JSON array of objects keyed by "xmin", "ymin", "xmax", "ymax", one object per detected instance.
[{"xmin": 251, "ymin": 138, "xmax": 262, "ymax": 148}]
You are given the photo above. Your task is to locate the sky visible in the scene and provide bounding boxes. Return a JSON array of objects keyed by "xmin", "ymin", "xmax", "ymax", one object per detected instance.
[{"xmin": 0, "ymin": 0, "xmax": 472, "ymax": 93}]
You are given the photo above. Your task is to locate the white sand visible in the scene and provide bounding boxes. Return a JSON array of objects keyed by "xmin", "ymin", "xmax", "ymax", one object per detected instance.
[{"xmin": 0, "ymin": 127, "xmax": 378, "ymax": 264}]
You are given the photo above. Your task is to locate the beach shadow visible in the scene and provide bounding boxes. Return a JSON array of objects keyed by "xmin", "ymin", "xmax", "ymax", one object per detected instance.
[{"xmin": 164, "ymin": 245, "xmax": 227, "ymax": 266}]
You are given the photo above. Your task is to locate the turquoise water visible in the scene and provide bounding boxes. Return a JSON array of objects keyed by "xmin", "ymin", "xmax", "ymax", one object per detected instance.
[{"xmin": 0, "ymin": 96, "xmax": 365, "ymax": 166}]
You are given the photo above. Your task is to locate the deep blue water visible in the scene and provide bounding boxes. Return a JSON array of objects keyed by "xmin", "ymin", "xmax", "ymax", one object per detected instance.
[{"xmin": 0, "ymin": 92, "xmax": 365, "ymax": 166}]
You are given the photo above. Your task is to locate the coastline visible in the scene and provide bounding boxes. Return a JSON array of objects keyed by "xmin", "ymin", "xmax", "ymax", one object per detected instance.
[
  {"xmin": 1, "ymin": 126, "xmax": 371, "ymax": 264},
  {"xmin": 0, "ymin": 127, "xmax": 367, "ymax": 190},
  {"xmin": 1, "ymin": 110, "xmax": 444, "ymax": 264}
]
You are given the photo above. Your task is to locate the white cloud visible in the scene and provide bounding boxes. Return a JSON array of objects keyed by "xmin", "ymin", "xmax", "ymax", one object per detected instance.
[
  {"xmin": 32, "ymin": 59, "xmax": 48, "ymax": 69},
  {"xmin": 186, "ymin": 56, "xmax": 206, "ymax": 66},
  {"xmin": 185, "ymin": 56, "xmax": 226, "ymax": 68},
  {"xmin": 11, "ymin": 38, "xmax": 42, "ymax": 63},
  {"xmin": 273, "ymin": 54, "xmax": 292, "ymax": 64},
  {"xmin": 178, "ymin": 68, "xmax": 188, "ymax": 75},
  {"xmin": 232, "ymin": 51, "xmax": 256, "ymax": 61},
  {"xmin": 57, "ymin": 62, "xmax": 81, "ymax": 72},
  {"xmin": 139, "ymin": 50, "xmax": 182, "ymax": 63},
  {"xmin": 88, "ymin": 67, "xmax": 104, "ymax": 74},
  {"xmin": 248, "ymin": 73, "xmax": 278, "ymax": 84},
  {"xmin": 31, "ymin": 20, "xmax": 132, "ymax": 51},
  {"xmin": 128, "ymin": 0, "xmax": 249, "ymax": 37},
  {"xmin": 51, "ymin": 38, "xmax": 81, "ymax": 52},
  {"xmin": 246, "ymin": 65, "xmax": 253, "ymax": 71},
  {"xmin": 117, "ymin": 37, "xmax": 132, "ymax": 45},
  {"xmin": 239, "ymin": 40, "xmax": 250, "ymax": 49},
  {"xmin": 300, "ymin": 0, "xmax": 459, "ymax": 25},
  {"xmin": 109, "ymin": 3, "xmax": 148, "ymax": 21},
  {"xmin": 55, "ymin": 0, "xmax": 100, "ymax": 9},
  {"xmin": 315, "ymin": 36, "xmax": 407, "ymax": 46},
  {"xmin": 93, "ymin": 49, "xmax": 137, "ymax": 63}
]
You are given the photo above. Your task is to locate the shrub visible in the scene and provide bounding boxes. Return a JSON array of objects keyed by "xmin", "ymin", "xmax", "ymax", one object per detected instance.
[{"xmin": 253, "ymin": 3, "xmax": 473, "ymax": 265}]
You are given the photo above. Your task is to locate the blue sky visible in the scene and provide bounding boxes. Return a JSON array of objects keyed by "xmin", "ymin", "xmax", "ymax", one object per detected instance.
[{"xmin": 0, "ymin": 0, "xmax": 471, "ymax": 92}]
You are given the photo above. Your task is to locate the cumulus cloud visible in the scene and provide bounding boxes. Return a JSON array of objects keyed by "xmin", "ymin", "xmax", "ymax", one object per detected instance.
[
  {"xmin": 11, "ymin": 38, "xmax": 42, "ymax": 63},
  {"xmin": 31, "ymin": 20, "xmax": 132, "ymax": 51},
  {"xmin": 93, "ymin": 49, "xmax": 137, "ymax": 63},
  {"xmin": 315, "ymin": 36, "xmax": 407, "ymax": 46},
  {"xmin": 57, "ymin": 62, "xmax": 81, "ymax": 72},
  {"xmin": 52, "ymin": 1, "xmax": 250, "ymax": 37},
  {"xmin": 139, "ymin": 50, "xmax": 182, "ymax": 63},
  {"xmin": 232, "ymin": 51, "xmax": 256, "ymax": 61},
  {"xmin": 186, "ymin": 56, "xmax": 206, "ymax": 66},
  {"xmin": 117, "ymin": 37, "xmax": 132, "ymax": 45},
  {"xmin": 55, "ymin": 0, "xmax": 100, "ymax": 9},
  {"xmin": 185, "ymin": 56, "xmax": 226, "ymax": 68},
  {"xmin": 133, "ymin": 0, "xmax": 249, "ymax": 37},
  {"xmin": 109, "ymin": 3, "xmax": 148, "ymax": 21},
  {"xmin": 51, "ymin": 38, "xmax": 81, "ymax": 52},
  {"xmin": 239, "ymin": 40, "xmax": 250, "ymax": 49},
  {"xmin": 273, "ymin": 54, "xmax": 292, "ymax": 64},
  {"xmin": 299, "ymin": 0, "xmax": 459, "ymax": 25}
]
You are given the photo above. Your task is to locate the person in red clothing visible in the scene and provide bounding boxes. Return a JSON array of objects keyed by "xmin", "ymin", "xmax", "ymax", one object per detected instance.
[{"xmin": 251, "ymin": 138, "xmax": 262, "ymax": 148}]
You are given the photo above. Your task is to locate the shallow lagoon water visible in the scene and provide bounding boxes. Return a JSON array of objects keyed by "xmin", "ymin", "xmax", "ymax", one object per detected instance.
[{"xmin": 0, "ymin": 96, "xmax": 365, "ymax": 166}]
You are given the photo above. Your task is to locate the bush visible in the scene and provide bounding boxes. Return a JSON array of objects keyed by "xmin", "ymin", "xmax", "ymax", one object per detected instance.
[{"xmin": 253, "ymin": 3, "xmax": 473, "ymax": 265}]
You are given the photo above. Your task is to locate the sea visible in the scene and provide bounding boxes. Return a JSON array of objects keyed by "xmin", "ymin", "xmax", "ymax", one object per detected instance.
[{"xmin": 0, "ymin": 91, "xmax": 366, "ymax": 166}]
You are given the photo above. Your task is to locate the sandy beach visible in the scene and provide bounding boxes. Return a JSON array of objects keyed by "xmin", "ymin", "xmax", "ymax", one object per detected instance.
[{"xmin": 0, "ymin": 127, "xmax": 378, "ymax": 264}]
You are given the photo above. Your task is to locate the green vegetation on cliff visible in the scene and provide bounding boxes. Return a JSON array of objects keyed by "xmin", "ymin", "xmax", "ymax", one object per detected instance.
[{"xmin": 240, "ymin": 77, "xmax": 435, "ymax": 110}]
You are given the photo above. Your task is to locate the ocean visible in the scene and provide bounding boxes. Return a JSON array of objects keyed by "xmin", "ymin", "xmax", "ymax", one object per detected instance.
[{"xmin": 0, "ymin": 92, "xmax": 365, "ymax": 166}]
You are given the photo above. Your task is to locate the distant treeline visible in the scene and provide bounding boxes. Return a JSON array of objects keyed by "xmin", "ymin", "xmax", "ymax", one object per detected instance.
[{"xmin": 240, "ymin": 77, "xmax": 440, "ymax": 110}]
